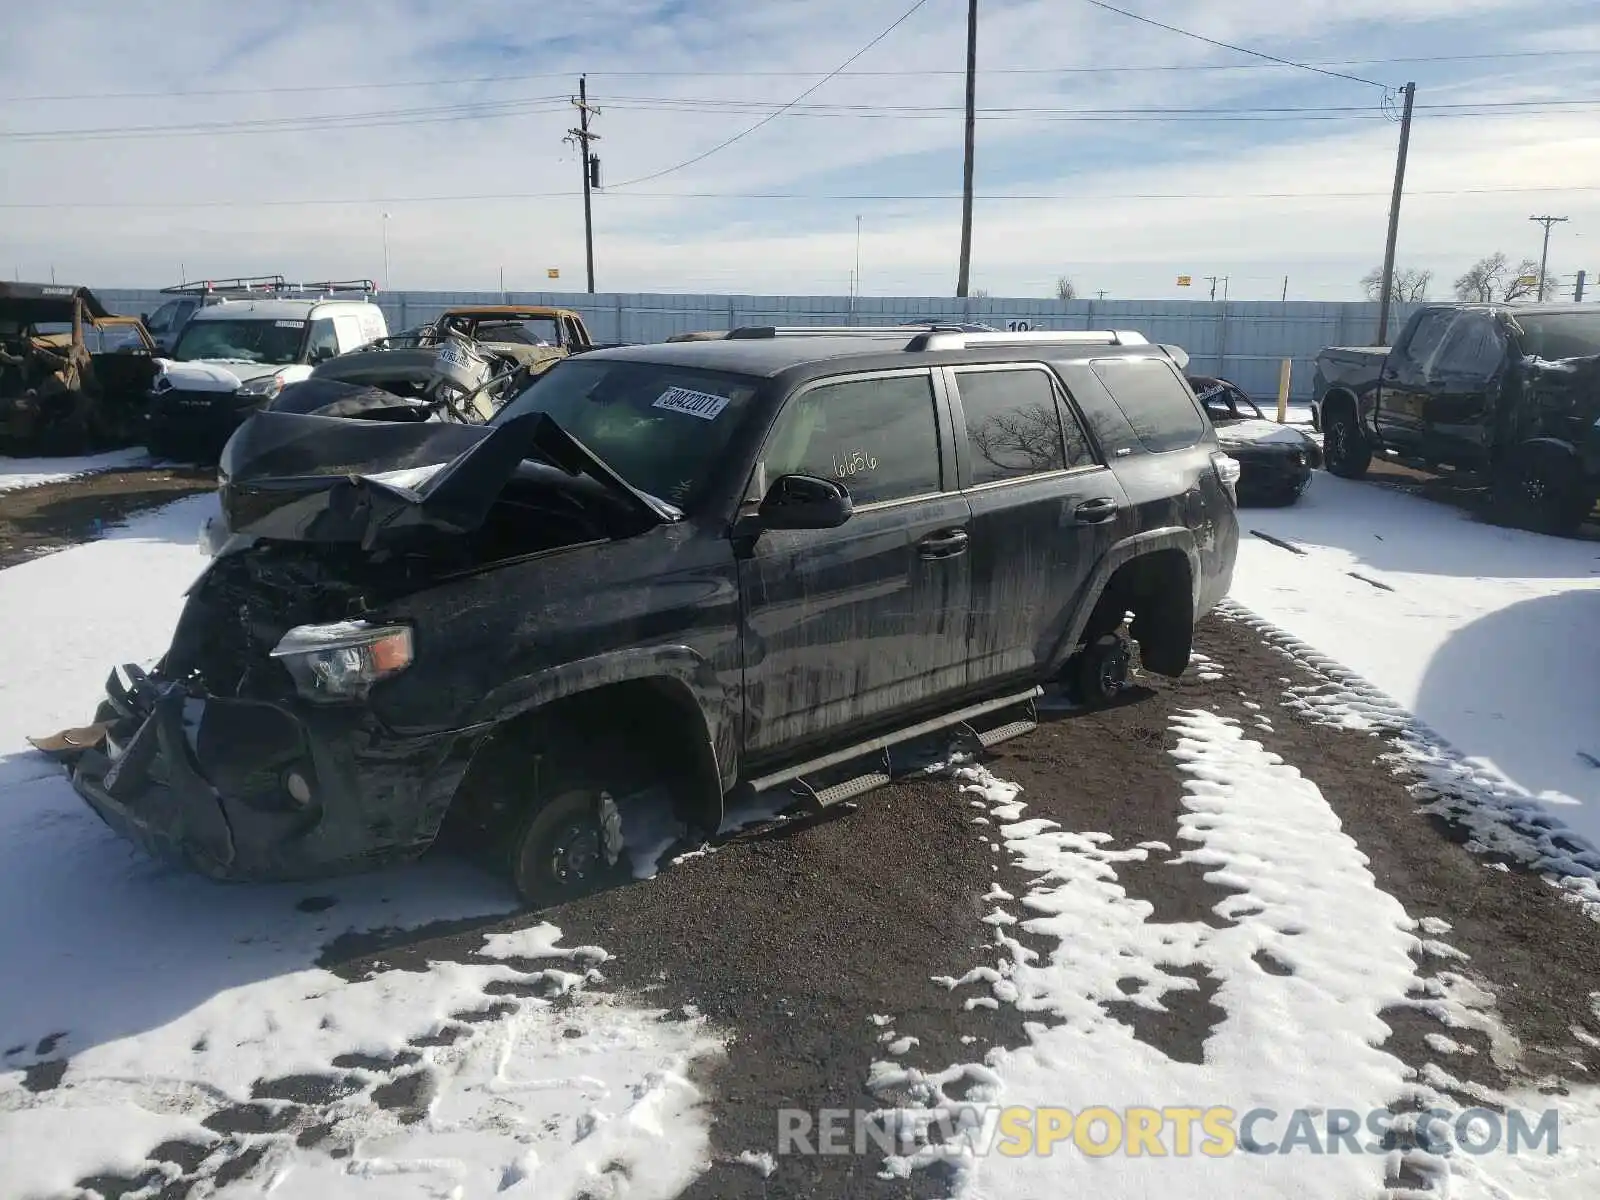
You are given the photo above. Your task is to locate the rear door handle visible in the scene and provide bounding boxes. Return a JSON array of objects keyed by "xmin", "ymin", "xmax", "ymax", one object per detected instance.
[
  {"xmin": 917, "ymin": 527, "xmax": 969, "ymax": 560},
  {"xmin": 1074, "ymin": 498, "xmax": 1119, "ymax": 523}
]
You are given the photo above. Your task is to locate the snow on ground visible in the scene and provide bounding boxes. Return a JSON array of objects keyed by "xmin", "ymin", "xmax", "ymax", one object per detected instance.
[
  {"xmin": 867, "ymin": 715, "xmax": 1600, "ymax": 1198},
  {"xmin": 0, "ymin": 448, "xmax": 155, "ymax": 493},
  {"xmin": 0, "ymin": 497, "xmax": 724, "ymax": 1197},
  {"xmin": 1228, "ymin": 473, "xmax": 1600, "ymax": 868}
]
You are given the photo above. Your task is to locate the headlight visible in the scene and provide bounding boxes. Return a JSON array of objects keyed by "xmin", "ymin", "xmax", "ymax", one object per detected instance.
[
  {"xmin": 237, "ymin": 373, "xmax": 287, "ymax": 401},
  {"xmin": 269, "ymin": 621, "xmax": 414, "ymax": 702}
]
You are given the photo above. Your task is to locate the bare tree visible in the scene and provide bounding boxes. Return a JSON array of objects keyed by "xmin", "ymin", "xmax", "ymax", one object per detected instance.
[
  {"xmin": 1452, "ymin": 252, "xmax": 1542, "ymax": 303},
  {"xmin": 1360, "ymin": 266, "xmax": 1431, "ymax": 302},
  {"xmin": 1055, "ymin": 275, "xmax": 1077, "ymax": 301},
  {"xmin": 969, "ymin": 404, "xmax": 1062, "ymax": 474}
]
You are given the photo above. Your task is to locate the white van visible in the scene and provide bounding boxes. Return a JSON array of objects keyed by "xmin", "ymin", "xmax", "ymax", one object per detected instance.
[{"xmin": 145, "ymin": 280, "xmax": 389, "ymax": 460}]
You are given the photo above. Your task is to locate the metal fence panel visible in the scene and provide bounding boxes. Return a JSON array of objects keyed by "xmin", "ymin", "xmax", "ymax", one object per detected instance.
[{"xmin": 95, "ymin": 288, "xmax": 1422, "ymax": 400}]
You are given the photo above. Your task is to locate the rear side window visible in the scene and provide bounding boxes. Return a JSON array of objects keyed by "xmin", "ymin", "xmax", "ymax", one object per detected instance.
[
  {"xmin": 760, "ymin": 373, "xmax": 941, "ymax": 506},
  {"xmin": 1400, "ymin": 309, "xmax": 1456, "ymax": 371},
  {"xmin": 1091, "ymin": 357, "xmax": 1206, "ymax": 452},
  {"xmin": 956, "ymin": 367, "xmax": 1087, "ymax": 484}
]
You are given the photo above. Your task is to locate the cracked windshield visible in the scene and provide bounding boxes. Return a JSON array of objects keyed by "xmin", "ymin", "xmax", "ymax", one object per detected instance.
[{"xmin": 1, "ymin": 1, "xmax": 1598, "ymax": 1198}]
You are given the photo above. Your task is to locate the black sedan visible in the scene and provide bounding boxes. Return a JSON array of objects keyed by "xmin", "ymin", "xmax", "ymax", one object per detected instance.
[{"xmin": 1188, "ymin": 375, "xmax": 1323, "ymax": 505}]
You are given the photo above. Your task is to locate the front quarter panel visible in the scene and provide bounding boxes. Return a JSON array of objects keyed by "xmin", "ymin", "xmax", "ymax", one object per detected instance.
[{"xmin": 369, "ymin": 521, "xmax": 744, "ymax": 784}]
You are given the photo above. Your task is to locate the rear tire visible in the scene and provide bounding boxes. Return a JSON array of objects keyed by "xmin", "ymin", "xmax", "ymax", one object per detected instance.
[
  {"xmin": 1067, "ymin": 633, "xmax": 1131, "ymax": 709},
  {"xmin": 1321, "ymin": 403, "xmax": 1371, "ymax": 479}
]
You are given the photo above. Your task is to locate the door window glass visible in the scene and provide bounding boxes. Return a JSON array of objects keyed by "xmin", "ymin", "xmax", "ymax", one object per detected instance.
[
  {"xmin": 759, "ymin": 373, "xmax": 941, "ymax": 506},
  {"xmin": 1435, "ymin": 312, "xmax": 1504, "ymax": 378},
  {"xmin": 305, "ymin": 318, "xmax": 340, "ymax": 364},
  {"xmin": 1402, "ymin": 309, "xmax": 1456, "ymax": 372},
  {"xmin": 956, "ymin": 368, "xmax": 1078, "ymax": 483}
]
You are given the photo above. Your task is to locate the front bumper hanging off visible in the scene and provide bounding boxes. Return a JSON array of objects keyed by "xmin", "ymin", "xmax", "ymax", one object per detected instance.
[{"xmin": 59, "ymin": 663, "xmax": 472, "ymax": 883}]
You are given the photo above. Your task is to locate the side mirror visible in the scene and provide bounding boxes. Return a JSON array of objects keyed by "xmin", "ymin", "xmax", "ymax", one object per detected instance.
[
  {"xmin": 756, "ymin": 473, "xmax": 853, "ymax": 531},
  {"xmin": 140, "ymin": 312, "xmax": 150, "ymax": 324}
]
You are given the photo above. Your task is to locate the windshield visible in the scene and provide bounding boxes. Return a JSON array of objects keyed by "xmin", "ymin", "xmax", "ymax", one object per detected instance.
[
  {"xmin": 1513, "ymin": 312, "xmax": 1600, "ymax": 361},
  {"xmin": 494, "ymin": 357, "xmax": 760, "ymax": 507},
  {"xmin": 452, "ymin": 316, "xmax": 561, "ymax": 346},
  {"xmin": 173, "ymin": 318, "xmax": 306, "ymax": 364}
]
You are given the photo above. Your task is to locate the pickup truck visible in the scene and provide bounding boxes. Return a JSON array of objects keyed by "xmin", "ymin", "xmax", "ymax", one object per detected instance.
[
  {"xmin": 35, "ymin": 325, "xmax": 1239, "ymax": 906},
  {"xmin": 1313, "ymin": 303, "xmax": 1600, "ymax": 534}
]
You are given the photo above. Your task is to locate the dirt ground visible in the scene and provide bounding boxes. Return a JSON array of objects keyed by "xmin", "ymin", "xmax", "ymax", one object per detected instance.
[
  {"xmin": 312, "ymin": 616, "xmax": 1600, "ymax": 1200},
  {"xmin": 8, "ymin": 468, "xmax": 1597, "ymax": 1198},
  {"xmin": 0, "ymin": 466, "xmax": 214, "ymax": 568}
]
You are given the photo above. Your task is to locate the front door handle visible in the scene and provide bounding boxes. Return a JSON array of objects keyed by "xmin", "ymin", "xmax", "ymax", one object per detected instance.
[
  {"xmin": 917, "ymin": 527, "xmax": 969, "ymax": 560},
  {"xmin": 1074, "ymin": 497, "xmax": 1119, "ymax": 523}
]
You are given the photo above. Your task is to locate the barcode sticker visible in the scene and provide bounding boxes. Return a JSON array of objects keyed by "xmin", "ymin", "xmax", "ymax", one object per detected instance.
[
  {"xmin": 652, "ymin": 386, "xmax": 731, "ymax": 421},
  {"xmin": 274, "ymin": 320, "xmax": 306, "ymax": 328}
]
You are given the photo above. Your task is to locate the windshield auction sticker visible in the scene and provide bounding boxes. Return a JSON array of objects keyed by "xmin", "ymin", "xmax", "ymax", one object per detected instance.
[{"xmin": 653, "ymin": 386, "xmax": 731, "ymax": 421}]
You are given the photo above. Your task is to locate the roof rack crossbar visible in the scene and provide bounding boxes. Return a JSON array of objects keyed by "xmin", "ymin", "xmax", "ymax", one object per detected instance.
[
  {"xmin": 279, "ymin": 278, "xmax": 379, "ymax": 295},
  {"xmin": 159, "ymin": 274, "xmax": 288, "ymax": 296},
  {"xmin": 907, "ymin": 329, "xmax": 1151, "ymax": 351},
  {"xmin": 725, "ymin": 324, "xmax": 973, "ymax": 339}
]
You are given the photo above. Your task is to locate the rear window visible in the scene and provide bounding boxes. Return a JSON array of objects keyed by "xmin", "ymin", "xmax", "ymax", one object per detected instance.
[{"xmin": 1091, "ymin": 357, "xmax": 1207, "ymax": 452}]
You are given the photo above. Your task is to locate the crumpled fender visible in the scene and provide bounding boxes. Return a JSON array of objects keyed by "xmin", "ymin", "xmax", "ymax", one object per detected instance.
[{"xmin": 463, "ymin": 643, "xmax": 735, "ymax": 825}]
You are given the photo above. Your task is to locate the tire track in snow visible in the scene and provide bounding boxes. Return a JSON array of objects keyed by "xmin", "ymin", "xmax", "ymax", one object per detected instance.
[{"xmin": 1214, "ymin": 600, "xmax": 1600, "ymax": 922}]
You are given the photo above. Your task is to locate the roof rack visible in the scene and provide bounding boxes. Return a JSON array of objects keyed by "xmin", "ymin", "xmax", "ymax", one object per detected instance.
[
  {"xmin": 159, "ymin": 274, "xmax": 287, "ymax": 296},
  {"xmin": 909, "ymin": 329, "xmax": 1150, "ymax": 350},
  {"xmin": 157, "ymin": 276, "xmax": 378, "ymax": 299},
  {"xmin": 279, "ymin": 278, "xmax": 379, "ymax": 297},
  {"xmin": 726, "ymin": 324, "xmax": 988, "ymax": 339}
]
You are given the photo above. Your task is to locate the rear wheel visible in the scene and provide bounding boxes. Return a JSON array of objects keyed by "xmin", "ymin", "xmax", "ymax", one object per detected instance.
[
  {"xmin": 1066, "ymin": 633, "xmax": 1131, "ymax": 709},
  {"xmin": 1321, "ymin": 402, "xmax": 1371, "ymax": 479}
]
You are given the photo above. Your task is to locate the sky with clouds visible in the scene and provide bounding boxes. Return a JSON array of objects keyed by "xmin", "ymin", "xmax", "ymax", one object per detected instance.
[{"xmin": 1, "ymin": 0, "xmax": 1598, "ymax": 301}]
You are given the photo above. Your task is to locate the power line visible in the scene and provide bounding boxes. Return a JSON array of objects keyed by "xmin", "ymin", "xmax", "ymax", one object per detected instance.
[
  {"xmin": 3, "ymin": 183, "xmax": 1596, "ymax": 213},
  {"xmin": 1079, "ymin": 0, "xmax": 1389, "ymax": 89},
  {"xmin": 605, "ymin": 0, "xmax": 934, "ymax": 188},
  {"xmin": 9, "ymin": 94, "xmax": 1600, "ymax": 146},
  {"xmin": 6, "ymin": 50, "xmax": 1598, "ymax": 102}
]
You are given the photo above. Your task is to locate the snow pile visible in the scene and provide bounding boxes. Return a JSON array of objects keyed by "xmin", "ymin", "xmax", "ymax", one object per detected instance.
[
  {"xmin": 1228, "ymin": 473, "xmax": 1600, "ymax": 870},
  {"xmin": 868, "ymin": 712, "xmax": 1599, "ymax": 1197},
  {"xmin": 0, "ymin": 448, "xmax": 155, "ymax": 493},
  {"xmin": 0, "ymin": 498, "xmax": 724, "ymax": 1197},
  {"xmin": 1219, "ymin": 602, "xmax": 1600, "ymax": 921}
]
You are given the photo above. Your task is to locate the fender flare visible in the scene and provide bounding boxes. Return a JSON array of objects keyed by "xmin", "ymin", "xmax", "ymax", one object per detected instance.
[
  {"xmin": 1046, "ymin": 527, "xmax": 1201, "ymax": 675},
  {"xmin": 467, "ymin": 645, "xmax": 733, "ymax": 823}
]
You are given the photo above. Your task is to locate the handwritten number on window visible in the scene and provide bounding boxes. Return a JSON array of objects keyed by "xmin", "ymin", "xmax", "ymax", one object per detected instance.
[{"xmin": 831, "ymin": 448, "xmax": 878, "ymax": 478}]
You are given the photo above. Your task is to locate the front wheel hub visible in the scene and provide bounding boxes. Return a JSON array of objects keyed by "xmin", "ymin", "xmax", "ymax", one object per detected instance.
[{"xmin": 550, "ymin": 822, "xmax": 601, "ymax": 884}]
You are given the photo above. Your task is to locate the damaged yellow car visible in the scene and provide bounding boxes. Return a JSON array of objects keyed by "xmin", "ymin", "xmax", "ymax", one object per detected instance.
[{"xmin": 0, "ymin": 283, "xmax": 160, "ymax": 453}]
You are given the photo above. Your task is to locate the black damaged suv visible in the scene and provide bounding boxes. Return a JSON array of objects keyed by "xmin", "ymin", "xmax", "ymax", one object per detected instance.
[{"xmin": 40, "ymin": 325, "xmax": 1240, "ymax": 905}]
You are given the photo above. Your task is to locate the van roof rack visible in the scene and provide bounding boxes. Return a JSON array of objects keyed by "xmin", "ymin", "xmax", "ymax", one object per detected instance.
[
  {"xmin": 159, "ymin": 274, "xmax": 287, "ymax": 296},
  {"xmin": 158, "ymin": 276, "xmax": 378, "ymax": 299}
]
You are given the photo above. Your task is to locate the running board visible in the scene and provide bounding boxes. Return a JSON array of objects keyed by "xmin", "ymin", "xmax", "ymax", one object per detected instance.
[{"xmin": 744, "ymin": 686, "xmax": 1042, "ymax": 811}]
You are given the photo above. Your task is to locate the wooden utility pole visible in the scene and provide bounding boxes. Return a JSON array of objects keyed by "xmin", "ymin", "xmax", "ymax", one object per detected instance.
[
  {"xmin": 1530, "ymin": 215, "xmax": 1569, "ymax": 302},
  {"xmin": 567, "ymin": 76, "xmax": 602, "ymax": 293},
  {"xmin": 955, "ymin": 0, "xmax": 977, "ymax": 298},
  {"xmin": 1375, "ymin": 82, "xmax": 1416, "ymax": 344}
]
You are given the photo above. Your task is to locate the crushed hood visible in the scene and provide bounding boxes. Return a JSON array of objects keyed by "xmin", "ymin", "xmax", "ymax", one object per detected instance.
[
  {"xmin": 157, "ymin": 359, "xmax": 281, "ymax": 391},
  {"xmin": 214, "ymin": 408, "xmax": 679, "ymax": 550},
  {"xmin": 1215, "ymin": 419, "xmax": 1315, "ymax": 448}
]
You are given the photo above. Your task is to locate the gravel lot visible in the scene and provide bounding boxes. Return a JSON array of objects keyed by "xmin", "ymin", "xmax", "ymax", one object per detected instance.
[{"xmin": 5, "ymin": 467, "xmax": 1598, "ymax": 1198}]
